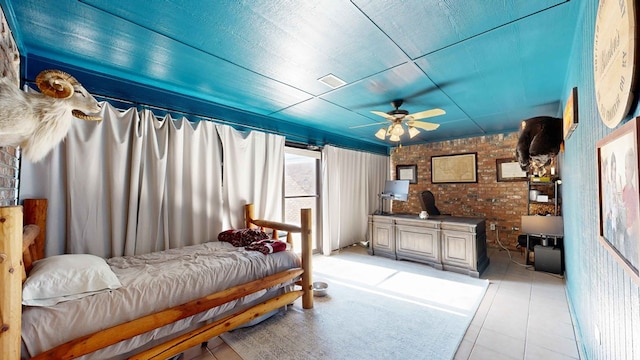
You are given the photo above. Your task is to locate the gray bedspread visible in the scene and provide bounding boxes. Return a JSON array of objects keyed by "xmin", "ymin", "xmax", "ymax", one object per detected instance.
[{"xmin": 21, "ymin": 241, "xmax": 301, "ymax": 359}]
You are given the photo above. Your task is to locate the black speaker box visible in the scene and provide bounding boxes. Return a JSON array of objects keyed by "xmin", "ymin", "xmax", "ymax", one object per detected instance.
[{"xmin": 534, "ymin": 245, "xmax": 563, "ymax": 274}]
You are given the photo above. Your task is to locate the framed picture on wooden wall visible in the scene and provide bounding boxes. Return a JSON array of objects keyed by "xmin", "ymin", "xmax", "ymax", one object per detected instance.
[
  {"xmin": 431, "ymin": 153, "xmax": 477, "ymax": 184},
  {"xmin": 563, "ymin": 87, "xmax": 579, "ymax": 140},
  {"xmin": 496, "ymin": 158, "xmax": 528, "ymax": 182},
  {"xmin": 597, "ymin": 117, "xmax": 640, "ymax": 284}
]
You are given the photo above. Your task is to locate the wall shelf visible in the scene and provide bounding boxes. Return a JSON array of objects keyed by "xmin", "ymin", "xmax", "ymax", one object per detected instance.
[{"xmin": 525, "ymin": 178, "xmax": 562, "ymax": 270}]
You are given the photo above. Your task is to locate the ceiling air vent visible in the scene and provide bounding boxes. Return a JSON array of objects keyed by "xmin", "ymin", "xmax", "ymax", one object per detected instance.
[{"xmin": 318, "ymin": 74, "xmax": 346, "ymax": 89}]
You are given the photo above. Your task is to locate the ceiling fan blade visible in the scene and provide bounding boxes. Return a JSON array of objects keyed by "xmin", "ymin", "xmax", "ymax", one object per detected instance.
[
  {"xmin": 401, "ymin": 79, "xmax": 461, "ymax": 103},
  {"xmin": 349, "ymin": 120, "xmax": 390, "ymax": 129},
  {"xmin": 408, "ymin": 120, "xmax": 440, "ymax": 131},
  {"xmin": 406, "ymin": 108, "xmax": 446, "ymax": 120},
  {"xmin": 371, "ymin": 110, "xmax": 395, "ymax": 120}
]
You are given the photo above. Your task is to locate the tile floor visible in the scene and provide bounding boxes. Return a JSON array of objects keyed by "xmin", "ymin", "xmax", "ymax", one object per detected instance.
[
  {"xmin": 182, "ymin": 247, "xmax": 580, "ymax": 360},
  {"xmin": 454, "ymin": 247, "xmax": 580, "ymax": 360}
]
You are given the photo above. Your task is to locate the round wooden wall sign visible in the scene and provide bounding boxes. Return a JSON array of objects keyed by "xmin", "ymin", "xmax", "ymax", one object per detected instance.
[{"xmin": 593, "ymin": 0, "xmax": 637, "ymax": 128}]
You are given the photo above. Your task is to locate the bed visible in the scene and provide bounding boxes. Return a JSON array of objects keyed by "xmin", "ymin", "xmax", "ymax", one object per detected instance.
[{"xmin": 0, "ymin": 199, "xmax": 313, "ymax": 360}]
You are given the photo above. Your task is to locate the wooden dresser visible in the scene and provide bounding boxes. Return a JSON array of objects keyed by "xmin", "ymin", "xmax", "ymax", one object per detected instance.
[{"xmin": 368, "ymin": 214, "xmax": 489, "ymax": 277}]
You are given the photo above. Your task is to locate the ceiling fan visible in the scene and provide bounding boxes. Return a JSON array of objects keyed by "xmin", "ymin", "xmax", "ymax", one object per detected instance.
[{"xmin": 352, "ymin": 99, "xmax": 445, "ymax": 142}]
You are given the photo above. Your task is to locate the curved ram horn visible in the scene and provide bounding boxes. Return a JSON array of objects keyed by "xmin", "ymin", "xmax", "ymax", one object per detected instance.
[
  {"xmin": 35, "ymin": 70, "xmax": 77, "ymax": 99},
  {"xmin": 72, "ymin": 109, "xmax": 102, "ymax": 121}
]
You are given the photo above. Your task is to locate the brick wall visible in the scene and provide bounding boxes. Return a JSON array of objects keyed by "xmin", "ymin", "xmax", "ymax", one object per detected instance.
[
  {"xmin": 0, "ymin": 146, "xmax": 19, "ymax": 206},
  {"xmin": 391, "ymin": 132, "xmax": 528, "ymax": 249},
  {"xmin": 0, "ymin": 6, "xmax": 21, "ymax": 206}
]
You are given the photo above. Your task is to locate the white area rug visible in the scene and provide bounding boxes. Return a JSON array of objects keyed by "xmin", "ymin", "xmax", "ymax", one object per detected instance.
[{"xmin": 221, "ymin": 246, "xmax": 489, "ymax": 360}]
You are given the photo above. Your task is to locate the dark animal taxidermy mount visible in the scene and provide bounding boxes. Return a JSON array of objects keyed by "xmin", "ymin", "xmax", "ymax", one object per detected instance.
[{"xmin": 516, "ymin": 116, "xmax": 563, "ymax": 175}]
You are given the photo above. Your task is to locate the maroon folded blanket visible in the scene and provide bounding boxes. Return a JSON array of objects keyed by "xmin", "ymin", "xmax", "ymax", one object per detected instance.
[
  {"xmin": 218, "ymin": 228, "xmax": 270, "ymax": 247},
  {"xmin": 245, "ymin": 239, "xmax": 288, "ymax": 255}
]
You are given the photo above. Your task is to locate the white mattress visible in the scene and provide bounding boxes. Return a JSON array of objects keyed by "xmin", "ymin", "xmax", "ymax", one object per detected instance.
[{"xmin": 21, "ymin": 241, "xmax": 301, "ymax": 359}]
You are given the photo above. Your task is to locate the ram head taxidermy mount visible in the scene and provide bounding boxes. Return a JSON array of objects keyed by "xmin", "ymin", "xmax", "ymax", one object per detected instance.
[
  {"xmin": 0, "ymin": 70, "xmax": 102, "ymax": 162},
  {"xmin": 516, "ymin": 116, "xmax": 563, "ymax": 176}
]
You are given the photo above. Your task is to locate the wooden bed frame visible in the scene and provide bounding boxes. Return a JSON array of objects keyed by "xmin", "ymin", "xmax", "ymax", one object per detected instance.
[{"xmin": 0, "ymin": 199, "xmax": 313, "ymax": 360}]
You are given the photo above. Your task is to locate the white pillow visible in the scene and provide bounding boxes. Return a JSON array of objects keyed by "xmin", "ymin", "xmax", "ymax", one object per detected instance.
[{"xmin": 23, "ymin": 254, "xmax": 122, "ymax": 307}]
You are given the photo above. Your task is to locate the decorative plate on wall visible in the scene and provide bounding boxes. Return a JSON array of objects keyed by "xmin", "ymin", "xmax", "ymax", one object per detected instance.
[{"xmin": 593, "ymin": 0, "xmax": 637, "ymax": 128}]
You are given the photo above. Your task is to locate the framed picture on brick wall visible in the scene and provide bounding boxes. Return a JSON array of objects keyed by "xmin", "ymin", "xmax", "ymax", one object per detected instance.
[
  {"xmin": 431, "ymin": 153, "xmax": 477, "ymax": 184},
  {"xmin": 396, "ymin": 164, "xmax": 417, "ymax": 184},
  {"xmin": 496, "ymin": 158, "xmax": 528, "ymax": 182}
]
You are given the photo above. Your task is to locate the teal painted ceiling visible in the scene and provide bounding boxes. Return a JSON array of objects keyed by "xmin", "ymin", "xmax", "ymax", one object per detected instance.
[{"xmin": 1, "ymin": 0, "xmax": 580, "ymax": 154}]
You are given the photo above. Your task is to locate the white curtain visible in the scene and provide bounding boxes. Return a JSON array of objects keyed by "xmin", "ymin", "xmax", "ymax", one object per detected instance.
[
  {"xmin": 321, "ymin": 145, "xmax": 389, "ymax": 255},
  {"xmin": 20, "ymin": 102, "xmax": 224, "ymax": 257},
  {"xmin": 132, "ymin": 110, "xmax": 224, "ymax": 255},
  {"xmin": 162, "ymin": 115, "xmax": 224, "ymax": 251},
  {"xmin": 20, "ymin": 103, "xmax": 144, "ymax": 256},
  {"xmin": 218, "ymin": 125, "xmax": 284, "ymax": 228}
]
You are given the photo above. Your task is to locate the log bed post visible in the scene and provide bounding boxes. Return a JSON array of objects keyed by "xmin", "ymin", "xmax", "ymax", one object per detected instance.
[
  {"xmin": 244, "ymin": 203, "xmax": 254, "ymax": 229},
  {"xmin": 0, "ymin": 206, "xmax": 23, "ymax": 360},
  {"xmin": 244, "ymin": 204, "xmax": 313, "ymax": 308},
  {"xmin": 300, "ymin": 208, "xmax": 313, "ymax": 309},
  {"xmin": 23, "ymin": 199, "xmax": 47, "ymax": 261}
]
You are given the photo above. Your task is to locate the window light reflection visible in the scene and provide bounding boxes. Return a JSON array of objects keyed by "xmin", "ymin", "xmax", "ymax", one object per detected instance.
[{"xmin": 313, "ymin": 255, "xmax": 487, "ymax": 315}]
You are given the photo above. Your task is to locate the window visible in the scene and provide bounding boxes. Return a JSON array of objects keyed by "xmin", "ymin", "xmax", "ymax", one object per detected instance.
[{"xmin": 284, "ymin": 147, "xmax": 321, "ymax": 252}]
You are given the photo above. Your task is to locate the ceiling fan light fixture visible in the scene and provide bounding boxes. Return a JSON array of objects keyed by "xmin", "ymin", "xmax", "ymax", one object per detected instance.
[
  {"xmin": 390, "ymin": 123, "xmax": 404, "ymax": 136},
  {"xmin": 408, "ymin": 126, "xmax": 420, "ymax": 138},
  {"xmin": 386, "ymin": 124, "xmax": 394, "ymax": 135},
  {"xmin": 369, "ymin": 100, "xmax": 445, "ymax": 142}
]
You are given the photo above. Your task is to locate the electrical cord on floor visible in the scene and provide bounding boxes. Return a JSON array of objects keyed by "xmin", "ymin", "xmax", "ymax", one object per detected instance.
[
  {"xmin": 541, "ymin": 270, "xmax": 565, "ymax": 279},
  {"xmin": 495, "ymin": 228, "xmax": 531, "ymax": 268},
  {"xmin": 495, "ymin": 228, "xmax": 565, "ymax": 279}
]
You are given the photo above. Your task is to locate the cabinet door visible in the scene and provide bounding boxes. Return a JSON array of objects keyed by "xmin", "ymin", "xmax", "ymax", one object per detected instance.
[
  {"xmin": 396, "ymin": 225, "xmax": 440, "ymax": 263},
  {"xmin": 441, "ymin": 230, "xmax": 474, "ymax": 269},
  {"xmin": 370, "ymin": 217, "xmax": 395, "ymax": 258}
]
